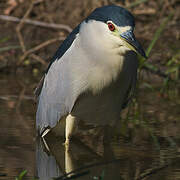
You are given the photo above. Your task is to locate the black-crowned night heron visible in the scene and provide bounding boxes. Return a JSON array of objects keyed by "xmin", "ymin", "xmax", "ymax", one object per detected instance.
[{"xmin": 35, "ymin": 5, "xmax": 146, "ymax": 146}]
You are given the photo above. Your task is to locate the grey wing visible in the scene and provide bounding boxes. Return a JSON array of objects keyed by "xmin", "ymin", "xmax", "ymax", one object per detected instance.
[
  {"xmin": 36, "ymin": 64, "xmax": 65, "ymax": 134},
  {"xmin": 35, "ymin": 26, "xmax": 81, "ymax": 134},
  {"xmin": 35, "ymin": 25, "xmax": 80, "ymax": 101},
  {"xmin": 36, "ymin": 59, "xmax": 77, "ymax": 134}
]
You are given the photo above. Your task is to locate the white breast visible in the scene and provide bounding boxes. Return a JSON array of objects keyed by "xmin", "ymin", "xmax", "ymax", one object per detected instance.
[{"xmin": 74, "ymin": 21, "xmax": 132, "ymax": 94}]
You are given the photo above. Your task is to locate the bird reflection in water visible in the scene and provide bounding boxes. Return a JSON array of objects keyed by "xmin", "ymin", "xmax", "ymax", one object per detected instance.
[{"xmin": 35, "ymin": 124, "xmax": 122, "ymax": 180}]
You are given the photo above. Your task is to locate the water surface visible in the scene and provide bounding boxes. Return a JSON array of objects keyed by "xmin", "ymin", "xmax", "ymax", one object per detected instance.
[{"xmin": 0, "ymin": 73, "xmax": 180, "ymax": 180}]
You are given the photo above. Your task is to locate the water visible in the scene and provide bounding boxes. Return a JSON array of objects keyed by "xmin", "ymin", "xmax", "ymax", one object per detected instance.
[{"xmin": 0, "ymin": 73, "xmax": 180, "ymax": 180}]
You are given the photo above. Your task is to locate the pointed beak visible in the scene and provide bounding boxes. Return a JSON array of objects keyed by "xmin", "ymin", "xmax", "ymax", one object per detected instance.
[{"xmin": 120, "ymin": 30, "xmax": 147, "ymax": 59}]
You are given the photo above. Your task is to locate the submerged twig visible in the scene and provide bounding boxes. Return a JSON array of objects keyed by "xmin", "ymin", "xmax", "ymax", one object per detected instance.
[
  {"xmin": 133, "ymin": 8, "xmax": 156, "ymax": 15},
  {"xmin": 0, "ymin": 15, "xmax": 72, "ymax": 32},
  {"xmin": 58, "ymin": 171, "xmax": 89, "ymax": 180},
  {"xmin": 0, "ymin": 45, "xmax": 21, "ymax": 52},
  {"xmin": 0, "ymin": 95, "xmax": 34, "ymax": 101},
  {"xmin": 15, "ymin": 0, "xmax": 45, "ymax": 62},
  {"xmin": 11, "ymin": 0, "xmax": 66, "ymax": 65},
  {"xmin": 30, "ymin": 54, "xmax": 47, "ymax": 65},
  {"xmin": 56, "ymin": 159, "xmax": 122, "ymax": 180},
  {"xmin": 126, "ymin": 0, "xmax": 149, "ymax": 8},
  {"xmin": 16, "ymin": 1, "xmax": 35, "ymax": 53},
  {"xmin": 142, "ymin": 65, "xmax": 168, "ymax": 78},
  {"xmin": 136, "ymin": 160, "xmax": 178, "ymax": 180},
  {"xmin": 142, "ymin": 65, "xmax": 180, "ymax": 84},
  {"xmin": 17, "ymin": 36, "xmax": 65, "ymax": 65}
]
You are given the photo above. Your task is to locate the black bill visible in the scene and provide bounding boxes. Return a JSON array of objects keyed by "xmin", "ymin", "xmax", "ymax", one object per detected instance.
[{"xmin": 120, "ymin": 30, "xmax": 147, "ymax": 59}]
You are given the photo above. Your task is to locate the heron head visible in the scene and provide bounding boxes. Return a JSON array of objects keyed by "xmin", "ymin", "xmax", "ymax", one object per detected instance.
[{"xmin": 79, "ymin": 5, "xmax": 147, "ymax": 59}]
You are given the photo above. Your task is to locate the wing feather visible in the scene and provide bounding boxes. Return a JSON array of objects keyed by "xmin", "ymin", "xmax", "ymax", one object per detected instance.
[{"xmin": 36, "ymin": 26, "xmax": 80, "ymax": 134}]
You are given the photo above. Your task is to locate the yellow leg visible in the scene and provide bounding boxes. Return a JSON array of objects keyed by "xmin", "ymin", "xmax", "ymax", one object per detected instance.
[{"xmin": 65, "ymin": 114, "xmax": 77, "ymax": 146}]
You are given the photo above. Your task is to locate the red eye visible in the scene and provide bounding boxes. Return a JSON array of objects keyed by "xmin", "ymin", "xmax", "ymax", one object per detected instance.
[{"xmin": 108, "ymin": 23, "xmax": 115, "ymax": 31}]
